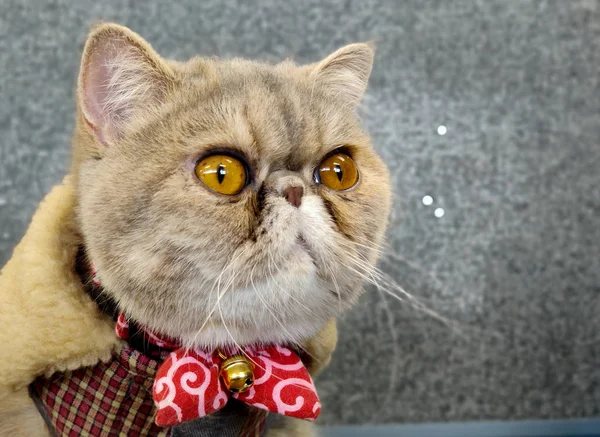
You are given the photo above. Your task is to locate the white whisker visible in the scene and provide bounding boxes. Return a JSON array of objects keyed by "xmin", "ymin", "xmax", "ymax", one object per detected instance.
[
  {"xmin": 188, "ymin": 247, "xmax": 247, "ymax": 349},
  {"xmin": 373, "ymin": 285, "xmax": 399, "ymax": 414}
]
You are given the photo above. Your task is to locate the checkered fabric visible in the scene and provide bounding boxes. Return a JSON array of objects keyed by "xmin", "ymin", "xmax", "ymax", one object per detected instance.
[
  {"xmin": 30, "ymin": 347, "xmax": 169, "ymax": 437},
  {"xmin": 29, "ymin": 346, "xmax": 270, "ymax": 437}
]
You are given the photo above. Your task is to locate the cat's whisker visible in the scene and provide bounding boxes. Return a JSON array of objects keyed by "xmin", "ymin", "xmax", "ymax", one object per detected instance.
[
  {"xmin": 263, "ymin": 250, "xmax": 340, "ymax": 363},
  {"xmin": 343, "ymin": 237, "xmax": 386, "ymax": 257},
  {"xmin": 343, "ymin": 259, "xmax": 411, "ymax": 309},
  {"xmin": 342, "ymin": 252, "xmax": 418, "ymax": 304},
  {"xmin": 380, "ymin": 243, "xmax": 448, "ymax": 292},
  {"xmin": 217, "ymin": 292, "xmax": 245, "ymax": 352},
  {"xmin": 188, "ymin": 247, "xmax": 248, "ymax": 349},
  {"xmin": 250, "ymin": 264, "xmax": 317, "ymax": 361},
  {"xmin": 266, "ymin": 249, "xmax": 322, "ymax": 320},
  {"xmin": 90, "ymin": 288, "xmax": 114, "ymax": 306},
  {"xmin": 334, "ymin": 242, "xmax": 469, "ymax": 334},
  {"xmin": 262, "ymin": 255, "xmax": 325, "ymax": 360},
  {"xmin": 216, "ymin": 274, "xmax": 317, "ymax": 391},
  {"xmin": 371, "ymin": 264, "xmax": 502, "ymax": 341},
  {"xmin": 346, "ymin": 237, "xmax": 452, "ymax": 305},
  {"xmin": 338, "ymin": 239, "xmax": 418, "ymax": 296},
  {"xmin": 373, "ymin": 285, "xmax": 400, "ymax": 411},
  {"xmin": 328, "ymin": 264, "xmax": 343, "ymax": 313}
]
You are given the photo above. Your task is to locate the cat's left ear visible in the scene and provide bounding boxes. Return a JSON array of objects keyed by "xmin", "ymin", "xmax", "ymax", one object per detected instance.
[
  {"xmin": 77, "ymin": 23, "xmax": 177, "ymax": 146},
  {"xmin": 310, "ymin": 43, "xmax": 375, "ymax": 108}
]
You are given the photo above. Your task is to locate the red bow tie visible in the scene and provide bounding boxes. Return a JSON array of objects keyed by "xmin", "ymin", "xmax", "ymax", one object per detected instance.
[{"xmin": 115, "ymin": 314, "xmax": 321, "ymax": 426}]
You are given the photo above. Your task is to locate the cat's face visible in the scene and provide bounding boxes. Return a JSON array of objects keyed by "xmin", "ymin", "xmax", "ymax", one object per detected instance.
[{"xmin": 74, "ymin": 24, "xmax": 391, "ymax": 348}]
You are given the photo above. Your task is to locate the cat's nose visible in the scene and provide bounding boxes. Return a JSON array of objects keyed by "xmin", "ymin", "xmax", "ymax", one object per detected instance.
[
  {"xmin": 265, "ymin": 170, "xmax": 306, "ymax": 207},
  {"xmin": 282, "ymin": 186, "xmax": 304, "ymax": 208}
]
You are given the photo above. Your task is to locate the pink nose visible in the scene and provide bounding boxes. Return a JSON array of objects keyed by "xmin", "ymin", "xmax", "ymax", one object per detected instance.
[{"xmin": 282, "ymin": 186, "xmax": 303, "ymax": 208}]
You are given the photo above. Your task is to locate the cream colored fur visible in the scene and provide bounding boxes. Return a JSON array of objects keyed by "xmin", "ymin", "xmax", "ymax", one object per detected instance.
[
  {"xmin": 0, "ymin": 177, "xmax": 120, "ymax": 436},
  {"xmin": 0, "ymin": 177, "xmax": 119, "ymax": 390}
]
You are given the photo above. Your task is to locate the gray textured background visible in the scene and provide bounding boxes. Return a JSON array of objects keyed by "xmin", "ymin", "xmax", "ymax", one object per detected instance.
[{"xmin": 1, "ymin": 0, "xmax": 599, "ymax": 426}]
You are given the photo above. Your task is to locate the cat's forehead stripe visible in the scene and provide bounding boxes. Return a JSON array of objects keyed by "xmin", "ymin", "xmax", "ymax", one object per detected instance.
[{"xmin": 172, "ymin": 61, "xmax": 362, "ymax": 173}]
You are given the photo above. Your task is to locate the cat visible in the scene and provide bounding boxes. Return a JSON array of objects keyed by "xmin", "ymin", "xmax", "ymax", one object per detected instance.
[{"xmin": 0, "ymin": 22, "xmax": 390, "ymax": 436}]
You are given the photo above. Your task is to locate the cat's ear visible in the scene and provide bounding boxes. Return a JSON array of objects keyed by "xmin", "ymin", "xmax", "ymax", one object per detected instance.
[
  {"xmin": 310, "ymin": 43, "xmax": 375, "ymax": 108},
  {"xmin": 78, "ymin": 23, "xmax": 176, "ymax": 145}
]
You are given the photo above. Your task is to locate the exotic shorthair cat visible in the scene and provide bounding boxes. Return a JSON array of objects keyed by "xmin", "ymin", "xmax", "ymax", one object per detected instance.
[{"xmin": 0, "ymin": 23, "xmax": 390, "ymax": 437}]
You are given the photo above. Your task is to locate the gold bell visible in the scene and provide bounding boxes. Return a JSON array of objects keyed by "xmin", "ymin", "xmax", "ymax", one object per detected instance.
[{"xmin": 218, "ymin": 350, "xmax": 254, "ymax": 394}]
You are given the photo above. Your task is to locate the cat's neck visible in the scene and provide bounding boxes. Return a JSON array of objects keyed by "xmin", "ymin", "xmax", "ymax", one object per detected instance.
[
  {"xmin": 76, "ymin": 247, "xmax": 168, "ymax": 357},
  {"xmin": 75, "ymin": 246, "xmax": 118, "ymax": 320}
]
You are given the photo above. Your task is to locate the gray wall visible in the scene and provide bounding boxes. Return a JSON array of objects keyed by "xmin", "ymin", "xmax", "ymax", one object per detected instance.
[{"xmin": 1, "ymin": 0, "xmax": 599, "ymax": 425}]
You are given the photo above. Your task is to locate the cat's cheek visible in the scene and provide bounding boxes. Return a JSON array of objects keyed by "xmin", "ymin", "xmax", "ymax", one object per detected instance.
[
  {"xmin": 275, "ymin": 258, "xmax": 318, "ymax": 289},
  {"xmin": 296, "ymin": 196, "xmax": 337, "ymax": 255}
]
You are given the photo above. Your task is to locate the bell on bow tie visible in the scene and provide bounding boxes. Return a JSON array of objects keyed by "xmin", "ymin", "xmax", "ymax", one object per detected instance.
[
  {"xmin": 218, "ymin": 350, "xmax": 254, "ymax": 393},
  {"xmin": 154, "ymin": 345, "xmax": 320, "ymax": 426}
]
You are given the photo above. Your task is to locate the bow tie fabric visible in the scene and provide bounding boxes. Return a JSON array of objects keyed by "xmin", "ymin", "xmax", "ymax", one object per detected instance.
[{"xmin": 115, "ymin": 314, "xmax": 321, "ymax": 426}]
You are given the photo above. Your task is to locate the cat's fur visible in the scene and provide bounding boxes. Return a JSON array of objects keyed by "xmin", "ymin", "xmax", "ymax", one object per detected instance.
[
  {"xmin": 0, "ymin": 23, "xmax": 390, "ymax": 436},
  {"xmin": 75, "ymin": 23, "xmax": 391, "ymax": 349}
]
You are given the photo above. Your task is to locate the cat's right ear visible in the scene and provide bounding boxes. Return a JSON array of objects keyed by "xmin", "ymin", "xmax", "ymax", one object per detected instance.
[
  {"xmin": 78, "ymin": 23, "xmax": 176, "ymax": 146},
  {"xmin": 309, "ymin": 43, "xmax": 375, "ymax": 109}
]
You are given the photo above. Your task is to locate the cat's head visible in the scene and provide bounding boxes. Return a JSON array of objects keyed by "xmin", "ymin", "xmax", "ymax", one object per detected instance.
[{"xmin": 73, "ymin": 23, "xmax": 391, "ymax": 348}]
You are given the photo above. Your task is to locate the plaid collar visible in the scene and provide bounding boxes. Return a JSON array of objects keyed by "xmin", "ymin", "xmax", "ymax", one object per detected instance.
[
  {"xmin": 27, "ymin": 248, "xmax": 272, "ymax": 437},
  {"xmin": 29, "ymin": 346, "xmax": 270, "ymax": 437}
]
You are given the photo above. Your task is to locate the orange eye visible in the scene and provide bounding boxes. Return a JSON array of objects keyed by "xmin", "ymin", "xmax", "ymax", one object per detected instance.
[
  {"xmin": 195, "ymin": 155, "xmax": 247, "ymax": 195},
  {"xmin": 316, "ymin": 153, "xmax": 359, "ymax": 191}
]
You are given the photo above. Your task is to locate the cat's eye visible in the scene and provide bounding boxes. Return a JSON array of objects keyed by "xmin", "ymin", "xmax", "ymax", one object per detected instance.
[
  {"xmin": 195, "ymin": 155, "xmax": 248, "ymax": 195},
  {"xmin": 315, "ymin": 153, "xmax": 359, "ymax": 191}
]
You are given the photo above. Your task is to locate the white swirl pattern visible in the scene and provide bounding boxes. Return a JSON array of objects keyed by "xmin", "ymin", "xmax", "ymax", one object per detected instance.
[
  {"xmin": 152, "ymin": 345, "xmax": 320, "ymax": 426},
  {"xmin": 272, "ymin": 378, "xmax": 313, "ymax": 414}
]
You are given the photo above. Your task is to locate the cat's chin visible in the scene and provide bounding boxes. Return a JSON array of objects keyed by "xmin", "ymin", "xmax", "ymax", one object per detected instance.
[{"xmin": 178, "ymin": 319, "xmax": 328, "ymax": 350}]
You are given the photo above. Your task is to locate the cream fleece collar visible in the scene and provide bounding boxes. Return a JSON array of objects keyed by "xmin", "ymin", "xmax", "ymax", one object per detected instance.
[{"xmin": 0, "ymin": 176, "xmax": 120, "ymax": 393}]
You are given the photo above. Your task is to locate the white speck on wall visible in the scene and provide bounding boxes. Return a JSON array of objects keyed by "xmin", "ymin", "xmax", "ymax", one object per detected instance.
[
  {"xmin": 2, "ymin": 232, "xmax": 9, "ymax": 239},
  {"xmin": 0, "ymin": 198, "xmax": 6, "ymax": 206},
  {"xmin": 422, "ymin": 195, "xmax": 433, "ymax": 206},
  {"xmin": 434, "ymin": 207, "xmax": 445, "ymax": 218},
  {"xmin": 437, "ymin": 125, "xmax": 447, "ymax": 135}
]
